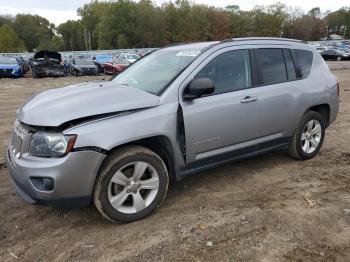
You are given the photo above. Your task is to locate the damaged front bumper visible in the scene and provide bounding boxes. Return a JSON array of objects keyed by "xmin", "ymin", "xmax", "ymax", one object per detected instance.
[{"xmin": 5, "ymin": 148, "xmax": 106, "ymax": 208}]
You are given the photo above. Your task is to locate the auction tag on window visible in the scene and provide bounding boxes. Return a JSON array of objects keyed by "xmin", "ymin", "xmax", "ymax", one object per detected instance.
[{"xmin": 176, "ymin": 51, "xmax": 201, "ymax": 57}]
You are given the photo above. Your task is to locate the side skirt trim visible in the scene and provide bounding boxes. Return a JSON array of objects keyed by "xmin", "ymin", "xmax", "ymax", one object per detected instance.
[{"xmin": 177, "ymin": 137, "xmax": 290, "ymax": 179}]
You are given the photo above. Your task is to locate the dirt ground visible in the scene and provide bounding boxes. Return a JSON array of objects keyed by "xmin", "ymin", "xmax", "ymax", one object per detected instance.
[{"xmin": 0, "ymin": 62, "xmax": 350, "ymax": 261}]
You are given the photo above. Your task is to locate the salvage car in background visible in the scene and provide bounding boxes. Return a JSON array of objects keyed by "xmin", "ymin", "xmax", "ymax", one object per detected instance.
[
  {"xmin": 30, "ymin": 50, "xmax": 65, "ymax": 78},
  {"xmin": 70, "ymin": 59, "xmax": 99, "ymax": 76},
  {"xmin": 15, "ymin": 56, "xmax": 29, "ymax": 74},
  {"xmin": 93, "ymin": 61, "xmax": 104, "ymax": 74},
  {"xmin": 320, "ymin": 49, "xmax": 350, "ymax": 61},
  {"xmin": 113, "ymin": 58, "xmax": 130, "ymax": 69},
  {"xmin": 95, "ymin": 54, "xmax": 113, "ymax": 65},
  {"xmin": 102, "ymin": 58, "xmax": 129, "ymax": 75},
  {"xmin": 103, "ymin": 58, "xmax": 130, "ymax": 75},
  {"xmin": 119, "ymin": 53, "xmax": 140, "ymax": 63},
  {"xmin": 0, "ymin": 56, "xmax": 24, "ymax": 78}
]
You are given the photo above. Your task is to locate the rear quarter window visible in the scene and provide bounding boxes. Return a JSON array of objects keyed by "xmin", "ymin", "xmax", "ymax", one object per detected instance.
[{"xmin": 295, "ymin": 50, "xmax": 313, "ymax": 78}]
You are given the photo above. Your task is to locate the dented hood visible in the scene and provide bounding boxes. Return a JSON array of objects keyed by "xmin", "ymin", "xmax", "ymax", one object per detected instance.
[{"xmin": 18, "ymin": 81, "xmax": 160, "ymax": 127}]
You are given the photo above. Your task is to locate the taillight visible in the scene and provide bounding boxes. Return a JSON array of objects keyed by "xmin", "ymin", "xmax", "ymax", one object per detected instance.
[{"xmin": 337, "ymin": 80, "xmax": 340, "ymax": 97}]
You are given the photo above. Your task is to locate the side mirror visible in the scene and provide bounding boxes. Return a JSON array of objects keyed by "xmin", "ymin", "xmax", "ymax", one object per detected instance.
[{"xmin": 184, "ymin": 78, "xmax": 215, "ymax": 100}]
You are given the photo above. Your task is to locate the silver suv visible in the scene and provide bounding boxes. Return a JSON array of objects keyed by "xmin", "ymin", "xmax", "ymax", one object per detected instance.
[{"xmin": 6, "ymin": 38, "xmax": 339, "ymax": 222}]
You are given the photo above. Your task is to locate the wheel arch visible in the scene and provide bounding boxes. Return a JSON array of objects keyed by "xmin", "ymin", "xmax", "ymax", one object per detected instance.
[
  {"xmin": 101, "ymin": 135, "xmax": 176, "ymax": 181},
  {"xmin": 306, "ymin": 104, "xmax": 330, "ymax": 127}
]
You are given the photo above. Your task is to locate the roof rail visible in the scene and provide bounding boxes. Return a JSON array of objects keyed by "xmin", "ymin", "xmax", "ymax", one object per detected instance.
[{"xmin": 221, "ymin": 37, "xmax": 305, "ymax": 44}]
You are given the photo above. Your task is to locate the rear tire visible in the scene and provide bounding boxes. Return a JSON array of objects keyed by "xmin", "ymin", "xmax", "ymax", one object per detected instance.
[
  {"xmin": 288, "ymin": 111, "xmax": 325, "ymax": 160},
  {"xmin": 93, "ymin": 146, "xmax": 169, "ymax": 223},
  {"xmin": 337, "ymin": 56, "xmax": 342, "ymax": 61},
  {"xmin": 31, "ymin": 70, "xmax": 38, "ymax": 78}
]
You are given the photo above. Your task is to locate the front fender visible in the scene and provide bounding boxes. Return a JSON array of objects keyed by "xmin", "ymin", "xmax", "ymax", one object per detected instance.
[{"xmin": 64, "ymin": 103, "xmax": 180, "ymax": 153}]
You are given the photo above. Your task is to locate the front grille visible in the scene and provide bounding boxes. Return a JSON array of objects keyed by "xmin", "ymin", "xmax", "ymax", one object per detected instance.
[{"xmin": 0, "ymin": 69, "xmax": 13, "ymax": 75}]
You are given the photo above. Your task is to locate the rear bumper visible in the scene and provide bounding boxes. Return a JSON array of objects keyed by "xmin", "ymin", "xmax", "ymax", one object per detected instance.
[
  {"xmin": 5, "ymin": 148, "xmax": 105, "ymax": 208},
  {"xmin": 329, "ymin": 97, "xmax": 339, "ymax": 126}
]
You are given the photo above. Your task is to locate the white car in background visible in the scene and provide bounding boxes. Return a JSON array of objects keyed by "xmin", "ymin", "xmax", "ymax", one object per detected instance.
[
  {"xmin": 316, "ymin": 46, "xmax": 330, "ymax": 53},
  {"xmin": 120, "ymin": 53, "xmax": 141, "ymax": 63}
]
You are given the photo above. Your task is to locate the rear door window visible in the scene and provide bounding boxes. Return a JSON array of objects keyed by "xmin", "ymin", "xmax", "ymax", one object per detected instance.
[
  {"xmin": 256, "ymin": 49, "xmax": 287, "ymax": 85},
  {"xmin": 295, "ymin": 50, "xmax": 313, "ymax": 78}
]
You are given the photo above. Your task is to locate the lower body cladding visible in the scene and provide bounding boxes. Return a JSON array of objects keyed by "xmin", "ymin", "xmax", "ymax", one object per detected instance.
[{"xmin": 5, "ymin": 149, "xmax": 106, "ymax": 208}]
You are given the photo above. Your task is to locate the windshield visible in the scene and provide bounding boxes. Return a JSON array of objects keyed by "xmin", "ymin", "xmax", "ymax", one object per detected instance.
[
  {"xmin": 75, "ymin": 59, "xmax": 94, "ymax": 65},
  {"xmin": 0, "ymin": 56, "xmax": 17, "ymax": 65},
  {"xmin": 112, "ymin": 49, "xmax": 201, "ymax": 95}
]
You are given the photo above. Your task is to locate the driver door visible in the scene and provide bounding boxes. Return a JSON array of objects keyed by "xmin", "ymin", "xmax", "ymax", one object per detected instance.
[{"xmin": 180, "ymin": 48, "xmax": 263, "ymax": 163}]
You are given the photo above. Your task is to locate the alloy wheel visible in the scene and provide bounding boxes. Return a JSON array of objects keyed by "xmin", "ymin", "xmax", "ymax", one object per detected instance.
[
  {"xmin": 301, "ymin": 119, "xmax": 322, "ymax": 154},
  {"xmin": 107, "ymin": 161, "xmax": 159, "ymax": 214}
]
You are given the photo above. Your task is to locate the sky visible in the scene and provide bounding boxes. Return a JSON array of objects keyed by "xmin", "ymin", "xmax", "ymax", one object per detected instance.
[{"xmin": 0, "ymin": 0, "xmax": 349, "ymax": 26}]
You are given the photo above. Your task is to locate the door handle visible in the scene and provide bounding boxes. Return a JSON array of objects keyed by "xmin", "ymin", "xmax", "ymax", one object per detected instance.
[{"xmin": 240, "ymin": 96, "xmax": 257, "ymax": 103}]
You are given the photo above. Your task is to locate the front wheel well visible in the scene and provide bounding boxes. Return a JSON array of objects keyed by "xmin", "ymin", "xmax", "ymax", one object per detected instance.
[
  {"xmin": 307, "ymin": 104, "xmax": 330, "ymax": 127},
  {"xmin": 106, "ymin": 136, "xmax": 176, "ymax": 180}
]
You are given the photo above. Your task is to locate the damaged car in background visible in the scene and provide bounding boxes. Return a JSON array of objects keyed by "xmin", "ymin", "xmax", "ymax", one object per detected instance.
[
  {"xmin": 70, "ymin": 59, "xmax": 99, "ymax": 76},
  {"xmin": 0, "ymin": 55, "xmax": 24, "ymax": 78},
  {"xmin": 29, "ymin": 50, "xmax": 65, "ymax": 78}
]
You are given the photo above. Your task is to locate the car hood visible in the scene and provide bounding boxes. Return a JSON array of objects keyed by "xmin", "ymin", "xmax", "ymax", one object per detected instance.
[
  {"xmin": 18, "ymin": 81, "xmax": 160, "ymax": 127},
  {"xmin": 0, "ymin": 64, "xmax": 18, "ymax": 69}
]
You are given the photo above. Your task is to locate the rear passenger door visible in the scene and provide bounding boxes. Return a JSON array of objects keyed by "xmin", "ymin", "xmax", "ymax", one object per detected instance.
[{"xmin": 252, "ymin": 48, "xmax": 303, "ymax": 138}]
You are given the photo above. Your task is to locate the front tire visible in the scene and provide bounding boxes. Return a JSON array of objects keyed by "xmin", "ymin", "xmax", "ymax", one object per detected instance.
[
  {"xmin": 93, "ymin": 146, "xmax": 169, "ymax": 223},
  {"xmin": 289, "ymin": 111, "xmax": 325, "ymax": 160}
]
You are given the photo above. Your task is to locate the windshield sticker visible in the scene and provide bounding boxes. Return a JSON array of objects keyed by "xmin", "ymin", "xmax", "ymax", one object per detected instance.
[{"xmin": 176, "ymin": 51, "xmax": 201, "ymax": 57}]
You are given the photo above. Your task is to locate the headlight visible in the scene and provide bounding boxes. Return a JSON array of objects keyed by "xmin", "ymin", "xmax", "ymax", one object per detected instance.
[
  {"xmin": 12, "ymin": 67, "xmax": 20, "ymax": 74},
  {"xmin": 29, "ymin": 132, "xmax": 76, "ymax": 157}
]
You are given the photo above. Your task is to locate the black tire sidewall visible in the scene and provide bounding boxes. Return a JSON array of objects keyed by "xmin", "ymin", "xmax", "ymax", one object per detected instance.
[
  {"xmin": 295, "ymin": 112, "xmax": 325, "ymax": 160},
  {"xmin": 97, "ymin": 151, "xmax": 168, "ymax": 223}
]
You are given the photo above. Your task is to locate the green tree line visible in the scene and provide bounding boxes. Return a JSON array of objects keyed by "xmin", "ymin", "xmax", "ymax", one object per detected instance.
[{"xmin": 0, "ymin": 0, "xmax": 350, "ymax": 53}]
